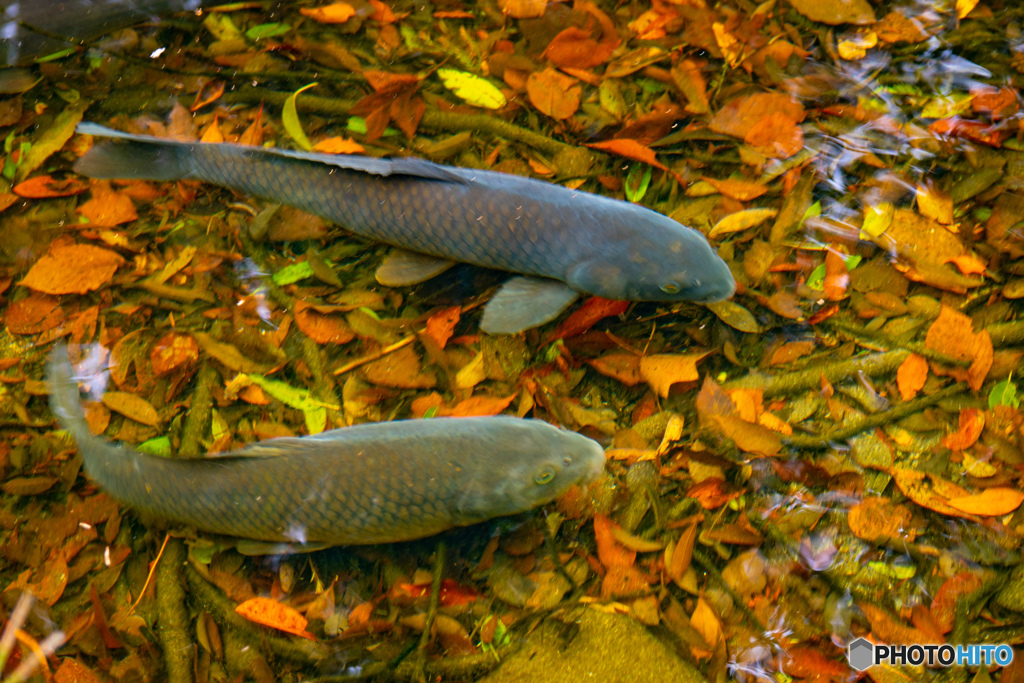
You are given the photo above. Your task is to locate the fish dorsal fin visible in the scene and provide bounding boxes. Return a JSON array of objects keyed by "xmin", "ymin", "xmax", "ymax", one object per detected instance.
[
  {"xmin": 76, "ymin": 123, "xmax": 472, "ymax": 183},
  {"xmin": 376, "ymin": 249, "xmax": 456, "ymax": 286},
  {"xmin": 480, "ymin": 277, "xmax": 580, "ymax": 334}
]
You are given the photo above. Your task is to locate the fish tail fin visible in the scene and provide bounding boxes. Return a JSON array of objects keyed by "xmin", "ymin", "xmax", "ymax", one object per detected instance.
[
  {"xmin": 73, "ymin": 135, "xmax": 193, "ymax": 182},
  {"xmin": 47, "ymin": 343, "xmax": 92, "ymax": 443}
]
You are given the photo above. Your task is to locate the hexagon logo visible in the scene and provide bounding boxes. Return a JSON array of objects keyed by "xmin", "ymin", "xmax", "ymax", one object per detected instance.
[{"xmin": 848, "ymin": 638, "xmax": 874, "ymax": 671}]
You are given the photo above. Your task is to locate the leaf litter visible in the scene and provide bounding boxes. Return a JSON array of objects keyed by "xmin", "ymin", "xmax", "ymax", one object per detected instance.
[{"xmin": 2, "ymin": 0, "xmax": 1024, "ymax": 681}]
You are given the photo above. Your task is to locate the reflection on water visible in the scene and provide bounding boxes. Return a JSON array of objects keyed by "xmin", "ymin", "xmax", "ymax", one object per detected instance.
[{"xmin": 1, "ymin": 0, "xmax": 1024, "ymax": 681}]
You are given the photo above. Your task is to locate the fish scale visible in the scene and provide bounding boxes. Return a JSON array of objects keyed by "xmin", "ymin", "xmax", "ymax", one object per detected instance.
[
  {"xmin": 48, "ymin": 345, "xmax": 606, "ymax": 546},
  {"xmin": 183, "ymin": 142, "xmax": 588, "ymax": 278}
]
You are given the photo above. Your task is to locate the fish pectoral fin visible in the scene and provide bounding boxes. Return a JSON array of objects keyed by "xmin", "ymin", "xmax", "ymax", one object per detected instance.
[
  {"xmin": 376, "ymin": 250, "xmax": 456, "ymax": 286},
  {"xmin": 480, "ymin": 277, "xmax": 580, "ymax": 334},
  {"xmin": 235, "ymin": 539, "xmax": 333, "ymax": 556}
]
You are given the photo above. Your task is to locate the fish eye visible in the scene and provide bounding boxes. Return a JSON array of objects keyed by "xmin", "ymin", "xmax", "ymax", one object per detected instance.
[
  {"xmin": 534, "ymin": 465, "xmax": 556, "ymax": 485},
  {"xmin": 660, "ymin": 281, "xmax": 681, "ymax": 294},
  {"xmin": 563, "ymin": 456, "xmax": 572, "ymax": 465}
]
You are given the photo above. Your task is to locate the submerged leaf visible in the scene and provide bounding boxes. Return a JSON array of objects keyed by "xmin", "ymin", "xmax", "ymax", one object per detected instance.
[
  {"xmin": 437, "ymin": 69, "xmax": 506, "ymax": 109},
  {"xmin": 282, "ymin": 83, "xmax": 318, "ymax": 151}
]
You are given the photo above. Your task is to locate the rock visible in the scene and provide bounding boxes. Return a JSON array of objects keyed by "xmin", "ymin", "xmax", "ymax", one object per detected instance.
[{"xmin": 480, "ymin": 608, "xmax": 705, "ymax": 683}]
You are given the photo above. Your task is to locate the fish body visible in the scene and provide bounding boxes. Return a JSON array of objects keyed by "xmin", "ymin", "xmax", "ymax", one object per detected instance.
[
  {"xmin": 1, "ymin": 0, "xmax": 233, "ymax": 66},
  {"xmin": 48, "ymin": 345, "xmax": 606, "ymax": 546},
  {"xmin": 74, "ymin": 123, "xmax": 735, "ymax": 333}
]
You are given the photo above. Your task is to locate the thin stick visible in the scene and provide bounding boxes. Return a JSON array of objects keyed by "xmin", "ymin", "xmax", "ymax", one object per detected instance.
[
  {"xmin": 130, "ymin": 533, "xmax": 171, "ymax": 614},
  {"xmin": 333, "ymin": 334, "xmax": 417, "ymax": 376}
]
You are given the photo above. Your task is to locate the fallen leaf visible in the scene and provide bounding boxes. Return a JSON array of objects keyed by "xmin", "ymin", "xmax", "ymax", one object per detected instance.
[
  {"xmin": 931, "ymin": 572, "xmax": 983, "ymax": 633},
  {"xmin": 942, "ymin": 408, "xmax": 984, "ymax": 451},
  {"xmin": 527, "ymin": 68, "xmax": 581, "ymax": 120},
  {"xmin": 848, "ymin": 497, "xmax": 916, "ymax": 542},
  {"xmin": 150, "ymin": 333, "xmax": 200, "ymax": 376},
  {"xmin": 101, "ymin": 391, "xmax": 160, "ymax": 427},
  {"xmin": 424, "ymin": 306, "xmax": 461, "ymax": 349},
  {"xmin": 235, "ymin": 597, "xmax": 316, "ymax": 640},
  {"xmin": 5, "ymin": 292, "xmax": 63, "ymax": 334},
  {"xmin": 786, "ymin": 0, "xmax": 875, "ymax": 25},
  {"xmin": 549, "ymin": 297, "xmax": 629, "ymax": 341},
  {"xmin": 22, "ymin": 243, "xmax": 124, "ymax": 295},
  {"xmin": 77, "ymin": 181, "xmax": 138, "ymax": 227},
  {"xmin": 585, "ymin": 138, "xmax": 668, "ymax": 171},
  {"xmin": 924, "ymin": 306, "xmax": 993, "ymax": 391},
  {"xmin": 587, "ymin": 353, "xmax": 642, "ymax": 386},
  {"xmin": 896, "ymin": 353, "xmax": 928, "ymax": 401},
  {"xmin": 946, "ymin": 488, "xmax": 1024, "ymax": 516},
  {"xmin": 300, "ymin": 2, "xmax": 356, "ymax": 23},
  {"xmin": 640, "ymin": 352, "xmax": 711, "ymax": 398},
  {"xmin": 497, "ymin": 0, "xmax": 545, "ymax": 18},
  {"xmin": 593, "ymin": 514, "xmax": 636, "ymax": 568},
  {"xmin": 745, "ymin": 112, "xmax": 803, "ymax": 158},
  {"xmin": 709, "ymin": 92, "xmax": 805, "ymax": 140},
  {"xmin": 312, "ymin": 137, "xmax": 365, "ymax": 154},
  {"xmin": 295, "ymin": 301, "xmax": 356, "ymax": 345},
  {"xmin": 13, "ymin": 175, "xmax": 90, "ymax": 198},
  {"xmin": 447, "ymin": 394, "xmax": 516, "ymax": 417}
]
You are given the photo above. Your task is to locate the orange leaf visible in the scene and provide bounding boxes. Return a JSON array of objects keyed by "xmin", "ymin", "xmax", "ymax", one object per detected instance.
[
  {"xmin": 822, "ymin": 249, "xmax": 849, "ymax": 301},
  {"xmin": 235, "ymin": 597, "xmax": 316, "ymax": 640},
  {"xmin": 526, "ymin": 68, "xmax": 581, "ymax": 120},
  {"xmin": 941, "ymin": 408, "xmax": 984, "ymax": 451},
  {"xmin": 744, "ymin": 111, "xmax": 803, "ymax": 158},
  {"xmin": 709, "ymin": 92, "xmax": 805, "ymax": 140},
  {"xmin": 548, "ymin": 296, "xmax": 629, "ymax": 341},
  {"xmin": 77, "ymin": 181, "xmax": 138, "ymax": 227},
  {"xmin": 640, "ymin": 352, "xmax": 711, "ymax": 398},
  {"xmin": 593, "ymin": 514, "xmax": 636, "ymax": 568},
  {"xmin": 497, "ymin": 0, "xmax": 546, "ymax": 18},
  {"xmin": 294, "ymin": 301, "xmax": 356, "ymax": 345},
  {"xmin": 368, "ymin": 0, "xmax": 398, "ymax": 23},
  {"xmin": 946, "ymin": 253, "xmax": 987, "ymax": 275},
  {"xmin": 21, "ymin": 243, "xmax": 124, "ymax": 295},
  {"xmin": 300, "ymin": 2, "xmax": 356, "ymax": 23},
  {"xmin": 13, "ymin": 175, "xmax": 89, "ymax": 198},
  {"xmin": 769, "ymin": 341, "xmax": 815, "ymax": 366},
  {"xmin": 151, "ymin": 333, "xmax": 200, "ymax": 376},
  {"xmin": 447, "ymin": 394, "xmax": 515, "ymax": 417},
  {"xmin": 5, "ymin": 292, "xmax": 63, "ymax": 334},
  {"xmin": 586, "ymin": 353, "xmax": 642, "ymax": 386},
  {"xmin": 924, "ymin": 306, "xmax": 993, "ymax": 391},
  {"xmin": 702, "ymin": 176, "xmax": 768, "ymax": 201},
  {"xmin": 425, "ymin": 305, "xmax": 461, "ymax": 349},
  {"xmin": 946, "ymin": 487, "xmax": 1024, "ymax": 516},
  {"xmin": 896, "ymin": 353, "xmax": 928, "ymax": 400},
  {"xmin": 312, "ymin": 137, "xmax": 366, "ymax": 155},
  {"xmin": 586, "ymin": 138, "xmax": 667, "ymax": 171}
]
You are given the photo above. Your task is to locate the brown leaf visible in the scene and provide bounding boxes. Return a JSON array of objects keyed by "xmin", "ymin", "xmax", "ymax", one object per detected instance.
[
  {"xmin": 786, "ymin": 0, "xmax": 875, "ymax": 25},
  {"xmin": 527, "ymin": 68, "xmax": 581, "ymax": 120},
  {"xmin": 848, "ymin": 497, "xmax": 916, "ymax": 542},
  {"xmin": 447, "ymin": 394, "xmax": 516, "ymax": 417},
  {"xmin": 235, "ymin": 597, "xmax": 315, "ymax": 640},
  {"xmin": 22, "ymin": 243, "xmax": 124, "ymax": 295},
  {"xmin": 709, "ymin": 92, "xmax": 805, "ymax": 140},
  {"xmin": 294, "ymin": 301, "xmax": 356, "ymax": 345},
  {"xmin": 931, "ymin": 572, "xmax": 983, "ymax": 634},
  {"xmin": 150, "ymin": 333, "xmax": 199, "ymax": 376},
  {"xmin": 593, "ymin": 514, "xmax": 635, "ymax": 568},
  {"xmin": 587, "ymin": 353, "xmax": 642, "ymax": 386},
  {"xmin": 586, "ymin": 138, "xmax": 668, "ymax": 172},
  {"xmin": 5, "ymin": 292, "xmax": 63, "ymax": 334},
  {"xmin": 744, "ymin": 112, "xmax": 803, "ymax": 158},
  {"xmin": 13, "ymin": 175, "xmax": 90, "ymax": 198},
  {"xmin": 101, "ymin": 391, "xmax": 160, "ymax": 427},
  {"xmin": 549, "ymin": 297, "xmax": 629, "ymax": 341},
  {"xmin": 362, "ymin": 345, "xmax": 436, "ymax": 389},
  {"xmin": 300, "ymin": 2, "xmax": 356, "ymax": 23},
  {"xmin": 498, "ymin": 0, "xmax": 546, "ymax": 18}
]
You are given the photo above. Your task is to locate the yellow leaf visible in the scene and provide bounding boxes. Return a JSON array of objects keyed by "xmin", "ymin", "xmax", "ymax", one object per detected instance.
[
  {"xmin": 283, "ymin": 82, "xmax": 318, "ymax": 152},
  {"xmin": 709, "ymin": 207, "xmax": 778, "ymax": 238},
  {"xmin": 861, "ymin": 201, "xmax": 894, "ymax": 238},
  {"xmin": 437, "ymin": 68, "xmax": 507, "ymax": 110},
  {"xmin": 946, "ymin": 488, "xmax": 1024, "ymax": 517},
  {"xmin": 640, "ymin": 352, "xmax": 711, "ymax": 398}
]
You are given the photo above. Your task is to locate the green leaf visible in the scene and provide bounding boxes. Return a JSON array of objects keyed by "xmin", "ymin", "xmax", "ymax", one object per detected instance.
[
  {"xmin": 245, "ymin": 22, "xmax": 291, "ymax": 41},
  {"xmin": 806, "ymin": 254, "xmax": 862, "ymax": 291},
  {"xmin": 624, "ymin": 164, "xmax": 652, "ymax": 203},
  {"xmin": 346, "ymin": 117, "xmax": 399, "ymax": 137},
  {"xmin": 137, "ymin": 436, "xmax": 172, "ymax": 457},
  {"xmin": 437, "ymin": 68, "xmax": 506, "ymax": 110},
  {"xmin": 273, "ymin": 261, "xmax": 316, "ymax": 285},
  {"xmin": 989, "ymin": 377, "xmax": 1020, "ymax": 409},
  {"xmin": 283, "ymin": 82, "xmax": 318, "ymax": 151},
  {"xmin": 245, "ymin": 374, "xmax": 337, "ymax": 435}
]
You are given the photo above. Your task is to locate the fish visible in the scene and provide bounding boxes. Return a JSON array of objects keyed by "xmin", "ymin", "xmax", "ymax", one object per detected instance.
[
  {"xmin": 48, "ymin": 343, "xmax": 606, "ymax": 550},
  {"xmin": 0, "ymin": 0, "xmax": 237, "ymax": 67},
  {"xmin": 73, "ymin": 123, "xmax": 736, "ymax": 334}
]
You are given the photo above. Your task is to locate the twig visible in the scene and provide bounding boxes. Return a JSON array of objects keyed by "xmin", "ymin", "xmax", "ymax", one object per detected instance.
[
  {"xmin": 784, "ymin": 383, "xmax": 968, "ymax": 447},
  {"xmin": 184, "ymin": 562, "xmax": 328, "ymax": 663},
  {"xmin": 156, "ymin": 538, "xmax": 192, "ymax": 683},
  {"xmin": 825, "ymin": 318, "xmax": 971, "ymax": 367},
  {"xmin": 130, "ymin": 533, "xmax": 171, "ymax": 615},
  {"xmin": 724, "ymin": 349, "xmax": 910, "ymax": 398},
  {"xmin": 333, "ymin": 334, "xmax": 417, "ymax": 376}
]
